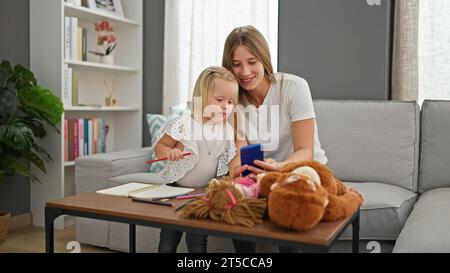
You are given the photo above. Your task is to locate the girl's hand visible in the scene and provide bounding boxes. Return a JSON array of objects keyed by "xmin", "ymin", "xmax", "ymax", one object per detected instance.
[
  {"xmin": 230, "ymin": 165, "xmax": 250, "ymax": 179},
  {"xmin": 166, "ymin": 148, "xmax": 184, "ymax": 161}
]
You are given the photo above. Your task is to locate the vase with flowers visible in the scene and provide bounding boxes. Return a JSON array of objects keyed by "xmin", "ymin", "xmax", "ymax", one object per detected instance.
[{"xmin": 89, "ymin": 21, "xmax": 117, "ymax": 65}]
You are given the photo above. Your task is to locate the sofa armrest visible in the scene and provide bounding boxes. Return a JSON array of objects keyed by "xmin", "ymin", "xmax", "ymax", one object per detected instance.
[{"xmin": 75, "ymin": 148, "xmax": 152, "ymax": 194}]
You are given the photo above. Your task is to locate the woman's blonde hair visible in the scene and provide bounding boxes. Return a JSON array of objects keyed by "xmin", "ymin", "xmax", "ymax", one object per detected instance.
[
  {"xmin": 191, "ymin": 66, "xmax": 238, "ymax": 121},
  {"xmin": 222, "ymin": 25, "xmax": 276, "ymax": 85}
]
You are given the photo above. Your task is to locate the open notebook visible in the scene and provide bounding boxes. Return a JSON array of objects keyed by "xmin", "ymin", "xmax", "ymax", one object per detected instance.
[{"xmin": 96, "ymin": 183, "xmax": 195, "ymax": 200}]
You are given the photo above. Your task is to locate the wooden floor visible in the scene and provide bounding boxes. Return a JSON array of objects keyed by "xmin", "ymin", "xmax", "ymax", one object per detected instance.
[{"xmin": 0, "ymin": 225, "xmax": 116, "ymax": 253}]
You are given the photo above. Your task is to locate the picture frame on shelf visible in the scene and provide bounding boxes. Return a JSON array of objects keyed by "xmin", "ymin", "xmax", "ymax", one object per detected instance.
[{"xmin": 86, "ymin": 0, "xmax": 124, "ymax": 17}]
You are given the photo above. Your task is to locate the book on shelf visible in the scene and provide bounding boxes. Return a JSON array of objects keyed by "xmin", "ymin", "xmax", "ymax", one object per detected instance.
[
  {"xmin": 64, "ymin": 119, "xmax": 69, "ymax": 162},
  {"xmin": 64, "ymin": 118, "xmax": 107, "ymax": 161},
  {"xmin": 82, "ymin": 28, "xmax": 87, "ymax": 61},
  {"xmin": 64, "ymin": 17, "xmax": 71, "ymax": 60},
  {"xmin": 77, "ymin": 27, "xmax": 83, "ymax": 62},
  {"xmin": 63, "ymin": 64, "xmax": 72, "ymax": 107},
  {"xmin": 78, "ymin": 118, "xmax": 84, "ymax": 156},
  {"xmin": 96, "ymin": 183, "xmax": 195, "ymax": 200},
  {"xmin": 72, "ymin": 70, "xmax": 79, "ymax": 106},
  {"xmin": 88, "ymin": 119, "xmax": 93, "ymax": 157}
]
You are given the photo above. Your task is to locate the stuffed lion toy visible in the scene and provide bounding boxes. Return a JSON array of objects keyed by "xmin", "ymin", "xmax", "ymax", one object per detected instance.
[{"xmin": 257, "ymin": 160, "xmax": 363, "ymax": 231}]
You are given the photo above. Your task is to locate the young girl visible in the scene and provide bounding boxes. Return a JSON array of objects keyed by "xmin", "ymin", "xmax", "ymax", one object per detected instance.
[{"xmin": 153, "ymin": 66, "xmax": 239, "ymax": 253}]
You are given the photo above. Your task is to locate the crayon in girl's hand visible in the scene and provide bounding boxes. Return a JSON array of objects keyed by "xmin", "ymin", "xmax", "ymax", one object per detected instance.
[{"xmin": 146, "ymin": 153, "xmax": 193, "ymax": 164}]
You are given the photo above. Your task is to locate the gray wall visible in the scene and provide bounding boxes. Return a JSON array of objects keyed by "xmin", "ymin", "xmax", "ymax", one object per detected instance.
[
  {"xmin": 0, "ymin": 0, "xmax": 30, "ymax": 216},
  {"xmin": 279, "ymin": 0, "xmax": 392, "ymax": 100},
  {"xmin": 143, "ymin": 0, "xmax": 165, "ymax": 147}
]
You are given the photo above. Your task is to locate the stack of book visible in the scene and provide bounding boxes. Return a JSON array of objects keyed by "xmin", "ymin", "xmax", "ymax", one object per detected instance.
[
  {"xmin": 64, "ymin": 118, "xmax": 107, "ymax": 162},
  {"xmin": 64, "ymin": 16, "xmax": 87, "ymax": 62}
]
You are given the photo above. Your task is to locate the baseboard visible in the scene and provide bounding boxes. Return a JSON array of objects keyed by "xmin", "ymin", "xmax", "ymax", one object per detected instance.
[{"xmin": 9, "ymin": 213, "xmax": 32, "ymax": 231}]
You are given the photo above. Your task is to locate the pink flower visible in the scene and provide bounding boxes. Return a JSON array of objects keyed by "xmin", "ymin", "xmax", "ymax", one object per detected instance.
[
  {"xmin": 92, "ymin": 20, "xmax": 117, "ymax": 56},
  {"xmin": 94, "ymin": 21, "xmax": 114, "ymax": 32},
  {"xmin": 107, "ymin": 35, "xmax": 117, "ymax": 44}
]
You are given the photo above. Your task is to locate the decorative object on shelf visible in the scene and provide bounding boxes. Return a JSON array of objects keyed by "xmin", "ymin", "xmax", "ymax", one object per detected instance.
[
  {"xmin": 86, "ymin": 0, "xmax": 124, "ymax": 17},
  {"xmin": 103, "ymin": 79, "xmax": 117, "ymax": 106},
  {"xmin": 0, "ymin": 60, "xmax": 64, "ymax": 240},
  {"xmin": 89, "ymin": 20, "xmax": 117, "ymax": 65}
]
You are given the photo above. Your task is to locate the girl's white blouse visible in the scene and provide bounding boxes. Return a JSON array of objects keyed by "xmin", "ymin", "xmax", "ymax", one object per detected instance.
[{"xmin": 151, "ymin": 115, "xmax": 236, "ymax": 184}]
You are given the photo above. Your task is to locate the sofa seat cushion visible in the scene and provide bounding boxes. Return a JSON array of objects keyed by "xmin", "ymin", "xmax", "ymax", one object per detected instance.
[
  {"xmin": 393, "ymin": 188, "xmax": 450, "ymax": 253},
  {"xmin": 339, "ymin": 182, "xmax": 417, "ymax": 240}
]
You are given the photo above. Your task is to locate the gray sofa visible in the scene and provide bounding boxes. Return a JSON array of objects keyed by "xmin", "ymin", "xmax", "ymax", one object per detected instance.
[{"xmin": 74, "ymin": 100, "xmax": 450, "ymax": 253}]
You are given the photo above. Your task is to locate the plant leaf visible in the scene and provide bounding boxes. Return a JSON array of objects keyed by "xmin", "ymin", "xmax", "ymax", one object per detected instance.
[
  {"xmin": 0, "ymin": 81, "xmax": 17, "ymax": 113},
  {"xmin": 12, "ymin": 64, "xmax": 37, "ymax": 90},
  {"xmin": 32, "ymin": 144, "xmax": 53, "ymax": 162},
  {"xmin": 16, "ymin": 116, "xmax": 47, "ymax": 138},
  {"xmin": 18, "ymin": 85, "xmax": 64, "ymax": 125},
  {"xmin": 10, "ymin": 157, "xmax": 40, "ymax": 183},
  {"xmin": 23, "ymin": 150, "xmax": 47, "ymax": 173},
  {"xmin": 0, "ymin": 120, "xmax": 36, "ymax": 150},
  {"xmin": 0, "ymin": 66, "xmax": 10, "ymax": 88},
  {"xmin": 106, "ymin": 43, "xmax": 117, "ymax": 55},
  {"xmin": 0, "ymin": 60, "xmax": 13, "ymax": 74}
]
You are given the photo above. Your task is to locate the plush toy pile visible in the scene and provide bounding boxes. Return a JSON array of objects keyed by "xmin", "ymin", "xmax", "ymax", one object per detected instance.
[
  {"xmin": 179, "ymin": 160, "xmax": 363, "ymax": 231},
  {"xmin": 178, "ymin": 177, "xmax": 267, "ymax": 227},
  {"xmin": 257, "ymin": 160, "xmax": 364, "ymax": 231}
]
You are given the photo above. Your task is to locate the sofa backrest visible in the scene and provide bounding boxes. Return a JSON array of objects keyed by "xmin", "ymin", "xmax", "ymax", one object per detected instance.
[
  {"xmin": 418, "ymin": 100, "xmax": 450, "ymax": 193},
  {"xmin": 314, "ymin": 100, "xmax": 420, "ymax": 192}
]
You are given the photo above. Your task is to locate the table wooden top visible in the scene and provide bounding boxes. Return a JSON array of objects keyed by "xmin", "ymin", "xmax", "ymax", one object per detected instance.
[{"xmin": 46, "ymin": 192, "xmax": 357, "ymax": 246}]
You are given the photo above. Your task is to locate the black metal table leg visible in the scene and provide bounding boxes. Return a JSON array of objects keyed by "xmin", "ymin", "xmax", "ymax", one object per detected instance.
[
  {"xmin": 352, "ymin": 210, "xmax": 360, "ymax": 253},
  {"xmin": 129, "ymin": 224, "xmax": 136, "ymax": 253},
  {"xmin": 45, "ymin": 207, "xmax": 63, "ymax": 253}
]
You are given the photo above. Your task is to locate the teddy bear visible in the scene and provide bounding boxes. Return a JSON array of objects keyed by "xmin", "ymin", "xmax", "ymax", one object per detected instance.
[{"xmin": 257, "ymin": 160, "xmax": 363, "ymax": 231}]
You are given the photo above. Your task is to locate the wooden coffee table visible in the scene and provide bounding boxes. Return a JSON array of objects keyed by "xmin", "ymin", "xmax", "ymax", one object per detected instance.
[{"xmin": 45, "ymin": 192, "xmax": 360, "ymax": 253}]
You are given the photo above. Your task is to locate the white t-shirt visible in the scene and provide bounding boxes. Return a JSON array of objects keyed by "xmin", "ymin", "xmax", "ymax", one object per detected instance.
[{"xmin": 237, "ymin": 73, "xmax": 327, "ymax": 164}]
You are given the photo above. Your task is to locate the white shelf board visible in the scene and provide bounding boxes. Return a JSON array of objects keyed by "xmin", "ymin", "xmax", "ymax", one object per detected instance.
[
  {"xmin": 65, "ymin": 106, "xmax": 140, "ymax": 112},
  {"xmin": 64, "ymin": 3, "xmax": 140, "ymax": 27},
  {"xmin": 64, "ymin": 161, "xmax": 75, "ymax": 167},
  {"xmin": 65, "ymin": 60, "xmax": 139, "ymax": 72}
]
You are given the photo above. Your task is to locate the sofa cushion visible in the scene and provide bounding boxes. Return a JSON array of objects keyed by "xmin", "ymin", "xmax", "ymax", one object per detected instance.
[
  {"xmin": 393, "ymin": 188, "xmax": 450, "ymax": 253},
  {"xmin": 314, "ymin": 100, "xmax": 420, "ymax": 192},
  {"xmin": 340, "ymin": 182, "xmax": 417, "ymax": 240},
  {"xmin": 146, "ymin": 114, "xmax": 168, "ymax": 173},
  {"xmin": 419, "ymin": 100, "xmax": 450, "ymax": 192}
]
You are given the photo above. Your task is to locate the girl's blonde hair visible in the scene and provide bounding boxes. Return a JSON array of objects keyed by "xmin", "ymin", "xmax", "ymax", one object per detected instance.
[
  {"xmin": 222, "ymin": 25, "xmax": 276, "ymax": 85},
  {"xmin": 191, "ymin": 66, "xmax": 238, "ymax": 121}
]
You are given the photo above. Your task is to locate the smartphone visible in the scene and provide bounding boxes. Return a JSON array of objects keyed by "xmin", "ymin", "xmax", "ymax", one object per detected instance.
[{"xmin": 240, "ymin": 144, "xmax": 264, "ymax": 177}]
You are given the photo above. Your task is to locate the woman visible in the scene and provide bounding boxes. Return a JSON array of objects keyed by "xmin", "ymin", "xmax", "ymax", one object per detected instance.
[{"xmin": 224, "ymin": 25, "xmax": 328, "ymax": 253}]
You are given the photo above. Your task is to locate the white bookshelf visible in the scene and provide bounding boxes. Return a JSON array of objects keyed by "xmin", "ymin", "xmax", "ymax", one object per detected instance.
[{"xmin": 30, "ymin": 0, "xmax": 143, "ymax": 228}]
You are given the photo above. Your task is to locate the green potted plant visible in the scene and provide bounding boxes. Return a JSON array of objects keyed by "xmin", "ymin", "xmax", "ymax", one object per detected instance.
[{"xmin": 0, "ymin": 60, "xmax": 63, "ymax": 243}]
